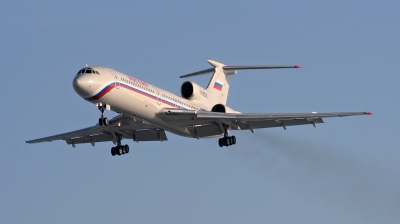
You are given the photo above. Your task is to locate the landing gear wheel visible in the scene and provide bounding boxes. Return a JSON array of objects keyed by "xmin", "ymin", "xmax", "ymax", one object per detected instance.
[
  {"xmin": 217, "ymin": 124, "xmax": 237, "ymax": 147},
  {"xmin": 110, "ymin": 133, "xmax": 131, "ymax": 157},
  {"xmin": 224, "ymin": 137, "xmax": 231, "ymax": 146},
  {"xmin": 125, "ymin": 144, "xmax": 130, "ymax": 154},
  {"xmin": 217, "ymin": 135, "xmax": 237, "ymax": 147},
  {"xmin": 103, "ymin": 117, "xmax": 109, "ymax": 126},
  {"xmin": 231, "ymin": 136, "xmax": 236, "ymax": 145},
  {"xmin": 98, "ymin": 104, "xmax": 108, "ymax": 126},
  {"xmin": 114, "ymin": 146, "xmax": 121, "ymax": 155},
  {"xmin": 218, "ymin": 138, "xmax": 224, "ymax": 147}
]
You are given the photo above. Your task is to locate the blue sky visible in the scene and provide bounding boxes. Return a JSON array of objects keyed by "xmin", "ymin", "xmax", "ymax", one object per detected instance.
[{"xmin": 1, "ymin": 1, "xmax": 399, "ymax": 223}]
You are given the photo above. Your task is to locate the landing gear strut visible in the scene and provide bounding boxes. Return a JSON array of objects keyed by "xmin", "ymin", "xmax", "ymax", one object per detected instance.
[
  {"xmin": 98, "ymin": 104, "xmax": 109, "ymax": 126},
  {"xmin": 218, "ymin": 125, "xmax": 236, "ymax": 147},
  {"xmin": 111, "ymin": 134, "xmax": 130, "ymax": 156}
]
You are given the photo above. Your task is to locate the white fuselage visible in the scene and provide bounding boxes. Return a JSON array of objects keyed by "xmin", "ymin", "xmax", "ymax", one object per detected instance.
[{"xmin": 72, "ymin": 67, "xmax": 215, "ymax": 138}]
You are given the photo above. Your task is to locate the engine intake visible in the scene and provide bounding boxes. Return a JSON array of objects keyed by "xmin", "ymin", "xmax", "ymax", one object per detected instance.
[
  {"xmin": 211, "ymin": 104, "xmax": 238, "ymax": 113},
  {"xmin": 181, "ymin": 81, "xmax": 207, "ymax": 101},
  {"xmin": 181, "ymin": 81, "xmax": 194, "ymax": 99},
  {"xmin": 211, "ymin": 104, "xmax": 226, "ymax": 113}
]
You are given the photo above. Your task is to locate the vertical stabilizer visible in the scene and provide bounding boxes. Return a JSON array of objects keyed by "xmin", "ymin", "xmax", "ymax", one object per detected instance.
[{"xmin": 205, "ymin": 60, "xmax": 235, "ymax": 105}]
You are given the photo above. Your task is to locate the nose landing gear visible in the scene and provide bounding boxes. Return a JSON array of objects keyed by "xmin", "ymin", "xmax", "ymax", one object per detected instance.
[
  {"xmin": 218, "ymin": 124, "xmax": 236, "ymax": 147},
  {"xmin": 98, "ymin": 103, "xmax": 109, "ymax": 126}
]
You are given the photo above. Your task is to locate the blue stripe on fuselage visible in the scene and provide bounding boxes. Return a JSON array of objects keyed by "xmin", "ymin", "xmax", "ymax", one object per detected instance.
[{"xmin": 85, "ymin": 82, "xmax": 194, "ymax": 110}]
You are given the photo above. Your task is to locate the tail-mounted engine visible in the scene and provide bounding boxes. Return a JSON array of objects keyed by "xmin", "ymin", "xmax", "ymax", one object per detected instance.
[
  {"xmin": 181, "ymin": 82, "xmax": 239, "ymax": 114},
  {"xmin": 211, "ymin": 104, "xmax": 237, "ymax": 113},
  {"xmin": 181, "ymin": 81, "xmax": 208, "ymax": 101}
]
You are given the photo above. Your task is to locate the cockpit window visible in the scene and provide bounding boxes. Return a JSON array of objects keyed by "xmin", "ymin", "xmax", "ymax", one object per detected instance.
[
  {"xmin": 76, "ymin": 69, "xmax": 84, "ymax": 75},
  {"xmin": 76, "ymin": 68, "xmax": 100, "ymax": 75}
]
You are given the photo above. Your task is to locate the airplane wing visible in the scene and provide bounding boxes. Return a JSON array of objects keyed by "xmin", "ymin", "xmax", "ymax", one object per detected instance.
[
  {"xmin": 157, "ymin": 109, "xmax": 372, "ymax": 137},
  {"xmin": 26, "ymin": 115, "xmax": 168, "ymax": 147}
]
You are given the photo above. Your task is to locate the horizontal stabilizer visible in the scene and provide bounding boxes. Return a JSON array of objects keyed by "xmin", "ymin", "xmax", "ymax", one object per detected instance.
[
  {"xmin": 180, "ymin": 60, "xmax": 301, "ymax": 78},
  {"xmin": 180, "ymin": 68, "xmax": 214, "ymax": 78},
  {"xmin": 223, "ymin": 65, "xmax": 301, "ymax": 70}
]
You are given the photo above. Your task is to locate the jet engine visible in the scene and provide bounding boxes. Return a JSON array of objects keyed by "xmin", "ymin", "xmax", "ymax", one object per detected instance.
[
  {"xmin": 211, "ymin": 104, "xmax": 238, "ymax": 113},
  {"xmin": 181, "ymin": 81, "xmax": 208, "ymax": 101}
]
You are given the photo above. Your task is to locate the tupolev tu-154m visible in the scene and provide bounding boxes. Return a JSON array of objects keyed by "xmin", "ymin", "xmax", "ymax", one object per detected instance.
[{"xmin": 26, "ymin": 60, "xmax": 372, "ymax": 156}]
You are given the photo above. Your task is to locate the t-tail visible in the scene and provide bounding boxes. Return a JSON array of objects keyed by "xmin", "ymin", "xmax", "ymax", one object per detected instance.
[{"xmin": 180, "ymin": 60, "xmax": 301, "ymax": 109}]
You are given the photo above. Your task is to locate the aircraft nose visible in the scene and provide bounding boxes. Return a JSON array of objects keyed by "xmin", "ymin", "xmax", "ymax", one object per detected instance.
[{"xmin": 73, "ymin": 74, "xmax": 93, "ymax": 97}]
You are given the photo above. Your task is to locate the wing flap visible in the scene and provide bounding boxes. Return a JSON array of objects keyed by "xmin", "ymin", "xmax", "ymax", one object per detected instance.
[
  {"xmin": 188, "ymin": 124, "xmax": 223, "ymax": 138},
  {"xmin": 237, "ymin": 118, "xmax": 324, "ymax": 130},
  {"xmin": 195, "ymin": 111, "xmax": 371, "ymax": 120},
  {"xmin": 64, "ymin": 129, "xmax": 168, "ymax": 145},
  {"xmin": 66, "ymin": 133, "xmax": 113, "ymax": 145},
  {"xmin": 132, "ymin": 130, "xmax": 168, "ymax": 142},
  {"xmin": 26, "ymin": 125, "xmax": 109, "ymax": 143},
  {"xmin": 158, "ymin": 110, "xmax": 370, "ymax": 133},
  {"xmin": 26, "ymin": 115, "xmax": 168, "ymax": 145}
]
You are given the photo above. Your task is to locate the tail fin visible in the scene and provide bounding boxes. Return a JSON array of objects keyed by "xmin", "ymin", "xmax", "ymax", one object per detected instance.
[
  {"xmin": 180, "ymin": 60, "xmax": 301, "ymax": 106},
  {"xmin": 205, "ymin": 60, "xmax": 233, "ymax": 105}
]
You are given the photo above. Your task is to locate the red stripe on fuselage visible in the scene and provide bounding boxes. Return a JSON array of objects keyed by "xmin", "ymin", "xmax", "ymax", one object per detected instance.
[{"xmin": 87, "ymin": 82, "xmax": 188, "ymax": 110}]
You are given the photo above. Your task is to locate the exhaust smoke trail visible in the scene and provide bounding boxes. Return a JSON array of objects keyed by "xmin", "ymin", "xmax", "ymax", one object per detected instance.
[{"xmin": 229, "ymin": 131, "xmax": 400, "ymax": 223}]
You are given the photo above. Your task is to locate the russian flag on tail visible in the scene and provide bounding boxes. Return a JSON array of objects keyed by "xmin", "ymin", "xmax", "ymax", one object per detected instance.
[{"xmin": 213, "ymin": 81, "xmax": 223, "ymax": 91}]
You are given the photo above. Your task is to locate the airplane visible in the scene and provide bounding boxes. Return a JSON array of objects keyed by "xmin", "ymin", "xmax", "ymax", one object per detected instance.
[{"xmin": 26, "ymin": 60, "xmax": 372, "ymax": 156}]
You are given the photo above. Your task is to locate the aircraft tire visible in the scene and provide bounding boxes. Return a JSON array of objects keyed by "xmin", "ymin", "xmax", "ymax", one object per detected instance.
[
  {"xmin": 99, "ymin": 118, "xmax": 103, "ymax": 126},
  {"xmin": 103, "ymin": 117, "xmax": 109, "ymax": 126},
  {"xmin": 125, "ymin": 144, "xmax": 130, "ymax": 153},
  {"xmin": 118, "ymin": 146, "xmax": 123, "ymax": 155},
  {"xmin": 111, "ymin": 147, "xmax": 116, "ymax": 156},
  {"xmin": 231, "ymin": 136, "xmax": 236, "ymax": 145},
  {"xmin": 225, "ymin": 137, "xmax": 231, "ymax": 146},
  {"xmin": 218, "ymin": 138, "xmax": 224, "ymax": 147}
]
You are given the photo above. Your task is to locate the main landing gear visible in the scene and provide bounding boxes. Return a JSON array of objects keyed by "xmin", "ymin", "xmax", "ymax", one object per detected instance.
[
  {"xmin": 219, "ymin": 136, "xmax": 236, "ymax": 147},
  {"xmin": 111, "ymin": 145, "xmax": 130, "ymax": 156},
  {"xmin": 111, "ymin": 134, "xmax": 130, "ymax": 156},
  {"xmin": 218, "ymin": 125, "xmax": 236, "ymax": 147},
  {"xmin": 98, "ymin": 104, "xmax": 109, "ymax": 126}
]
